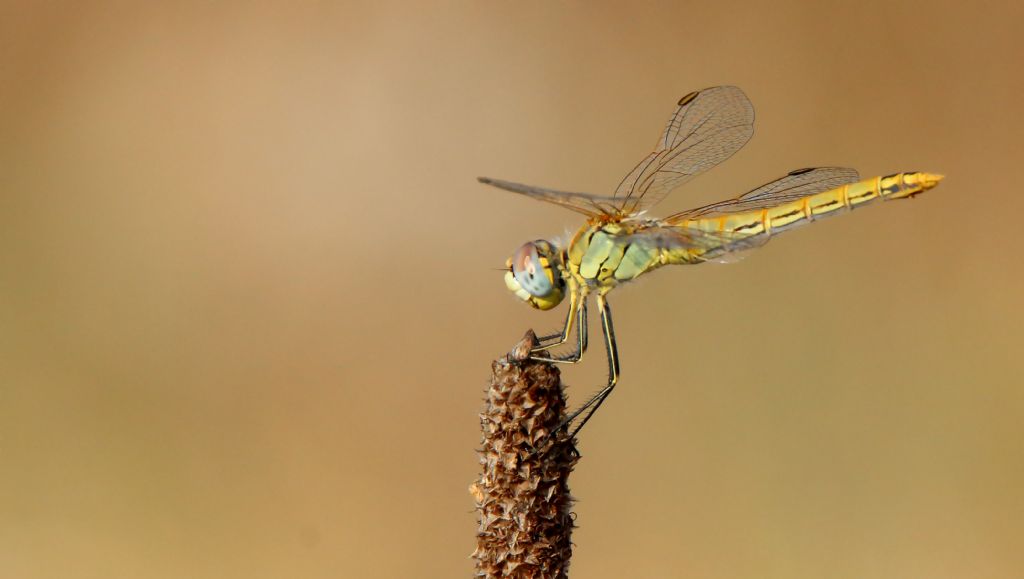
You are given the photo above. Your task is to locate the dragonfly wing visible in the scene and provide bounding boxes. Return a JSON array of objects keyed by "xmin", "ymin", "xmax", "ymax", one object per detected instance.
[
  {"xmin": 613, "ymin": 86, "xmax": 755, "ymax": 215},
  {"xmin": 626, "ymin": 224, "xmax": 769, "ymax": 265},
  {"xmin": 664, "ymin": 167, "xmax": 860, "ymax": 221},
  {"xmin": 478, "ymin": 176, "xmax": 620, "ymax": 217}
]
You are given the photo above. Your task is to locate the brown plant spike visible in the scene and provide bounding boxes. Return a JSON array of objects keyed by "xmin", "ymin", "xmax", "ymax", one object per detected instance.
[{"xmin": 471, "ymin": 330, "xmax": 579, "ymax": 578}]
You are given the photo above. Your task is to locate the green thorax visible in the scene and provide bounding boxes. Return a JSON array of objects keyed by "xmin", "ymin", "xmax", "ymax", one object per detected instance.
[{"xmin": 565, "ymin": 220, "xmax": 675, "ymax": 289}]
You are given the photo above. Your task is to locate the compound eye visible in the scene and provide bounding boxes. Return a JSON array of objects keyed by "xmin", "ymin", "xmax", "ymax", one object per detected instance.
[{"xmin": 511, "ymin": 243, "xmax": 553, "ymax": 298}]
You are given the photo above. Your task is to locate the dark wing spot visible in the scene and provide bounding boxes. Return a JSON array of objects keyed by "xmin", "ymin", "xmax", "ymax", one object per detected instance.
[
  {"xmin": 677, "ymin": 91, "xmax": 699, "ymax": 106},
  {"xmin": 788, "ymin": 167, "xmax": 815, "ymax": 176}
]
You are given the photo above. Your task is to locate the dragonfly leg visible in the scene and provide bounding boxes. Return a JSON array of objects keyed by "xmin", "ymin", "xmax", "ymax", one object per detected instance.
[
  {"xmin": 533, "ymin": 290, "xmax": 577, "ymax": 349},
  {"xmin": 561, "ymin": 293, "xmax": 619, "ymax": 439},
  {"xmin": 531, "ymin": 298, "xmax": 587, "ymax": 364}
]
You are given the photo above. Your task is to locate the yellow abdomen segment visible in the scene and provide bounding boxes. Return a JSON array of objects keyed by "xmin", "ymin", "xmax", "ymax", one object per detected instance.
[{"xmin": 680, "ymin": 172, "xmax": 943, "ymax": 253}]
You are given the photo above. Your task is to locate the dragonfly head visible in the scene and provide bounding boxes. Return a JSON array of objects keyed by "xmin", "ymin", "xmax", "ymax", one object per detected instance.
[{"xmin": 505, "ymin": 240, "xmax": 565, "ymax": 310}]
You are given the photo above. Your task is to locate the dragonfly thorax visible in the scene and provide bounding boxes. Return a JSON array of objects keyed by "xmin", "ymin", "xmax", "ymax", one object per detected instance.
[{"xmin": 504, "ymin": 240, "xmax": 566, "ymax": 310}]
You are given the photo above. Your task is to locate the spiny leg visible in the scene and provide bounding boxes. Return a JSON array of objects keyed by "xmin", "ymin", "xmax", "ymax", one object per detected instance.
[
  {"xmin": 532, "ymin": 297, "xmax": 587, "ymax": 364},
  {"xmin": 562, "ymin": 293, "xmax": 619, "ymax": 440}
]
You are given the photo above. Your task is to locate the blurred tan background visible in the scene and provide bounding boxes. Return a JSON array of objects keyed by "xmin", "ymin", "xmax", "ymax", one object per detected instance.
[{"xmin": 2, "ymin": 1, "xmax": 1022, "ymax": 578}]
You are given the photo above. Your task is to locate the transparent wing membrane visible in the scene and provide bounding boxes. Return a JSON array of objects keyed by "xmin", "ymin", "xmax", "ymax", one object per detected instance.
[
  {"xmin": 477, "ymin": 177, "xmax": 619, "ymax": 217},
  {"xmin": 624, "ymin": 224, "xmax": 769, "ymax": 263},
  {"xmin": 613, "ymin": 86, "xmax": 755, "ymax": 215},
  {"xmin": 665, "ymin": 167, "xmax": 860, "ymax": 221}
]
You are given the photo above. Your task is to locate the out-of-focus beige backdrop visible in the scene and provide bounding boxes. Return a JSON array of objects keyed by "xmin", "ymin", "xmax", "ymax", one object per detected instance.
[{"xmin": 2, "ymin": 2, "xmax": 1022, "ymax": 578}]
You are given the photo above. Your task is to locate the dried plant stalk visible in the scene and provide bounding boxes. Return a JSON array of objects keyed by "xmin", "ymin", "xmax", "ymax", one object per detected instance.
[{"xmin": 471, "ymin": 331, "xmax": 579, "ymax": 578}]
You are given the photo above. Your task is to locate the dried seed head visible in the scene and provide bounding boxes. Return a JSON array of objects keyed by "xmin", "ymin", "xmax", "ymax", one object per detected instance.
[{"xmin": 471, "ymin": 331, "xmax": 578, "ymax": 578}]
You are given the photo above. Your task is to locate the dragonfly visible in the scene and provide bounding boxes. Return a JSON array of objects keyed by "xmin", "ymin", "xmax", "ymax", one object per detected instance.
[{"xmin": 479, "ymin": 85, "xmax": 942, "ymax": 442}]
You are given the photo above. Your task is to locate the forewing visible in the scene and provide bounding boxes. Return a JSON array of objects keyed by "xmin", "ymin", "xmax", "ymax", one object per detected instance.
[
  {"xmin": 664, "ymin": 167, "xmax": 860, "ymax": 221},
  {"xmin": 478, "ymin": 177, "xmax": 620, "ymax": 217},
  {"xmin": 614, "ymin": 86, "xmax": 755, "ymax": 215}
]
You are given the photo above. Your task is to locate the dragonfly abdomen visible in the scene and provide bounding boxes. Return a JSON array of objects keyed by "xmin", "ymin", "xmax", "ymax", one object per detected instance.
[{"xmin": 678, "ymin": 172, "xmax": 943, "ymax": 257}]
